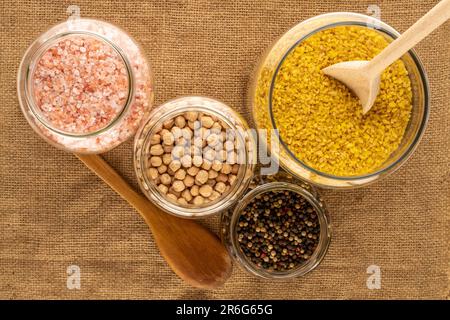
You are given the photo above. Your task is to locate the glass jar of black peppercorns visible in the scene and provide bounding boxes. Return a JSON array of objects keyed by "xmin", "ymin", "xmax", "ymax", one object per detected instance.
[{"xmin": 220, "ymin": 173, "xmax": 331, "ymax": 279}]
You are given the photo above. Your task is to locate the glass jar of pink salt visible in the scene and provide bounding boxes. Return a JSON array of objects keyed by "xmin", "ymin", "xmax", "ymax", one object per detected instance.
[{"xmin": 17, "ymin": 18, "xmax": 154, "ymax": 153}]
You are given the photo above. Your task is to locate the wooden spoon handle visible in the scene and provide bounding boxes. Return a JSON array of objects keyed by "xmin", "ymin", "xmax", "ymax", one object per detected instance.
[
  {"xmin": 367, "ymin": 0, "xmax": 450, "ymax": 75},
  {"xmin": 76, "ymin": 154, "xmax": 232, "ymax": 289}
]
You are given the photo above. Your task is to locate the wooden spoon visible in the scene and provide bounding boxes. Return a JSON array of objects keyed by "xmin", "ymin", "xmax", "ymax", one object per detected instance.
[
  {"xmin": 77, "ymin": 154, "xmax": 232, "ymax": 289},
  {"xmin": 323, "ymin": 0, "xmax": 450, "ymax": 114}
]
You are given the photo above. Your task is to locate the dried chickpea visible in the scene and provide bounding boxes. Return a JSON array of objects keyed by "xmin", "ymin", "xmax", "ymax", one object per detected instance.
[
  {"xmin": 202, "ymin": 128, "xmax": 211, "ymax": 140},
  {"xmin": 174, "ymin": 115, "xmax": 186, "ymax": 128},
  {"xmin": 169, "ymin": 188, "xmax": 181, "ymax": 198},
  {"xmin": 208, "ymin": 170, "xmax": 218, "ymax": 179},
  {"xmin": 192, "ymin": 120, "xmax": 201, "ymax": 130},
  {"xmin": 162, "ymin": 153, "xmax": 172, "ymax": 165},
  {"xmin": 227, "ymin": 152, "xmax": 237, "ymax": 165},
  {"xmin": 192, "ymin": 155, "xmax": 203, "ymax": 167},
  {"xmin": 157, "ymin": 165, "xmax": 167, "ymax": 174},
  {"xmin": 206, "ymin": 133, "xmax": 220, "ymax": 147},
  {"xmin": 162, "ymin": 132, "xmax": 174, "ymax": 145},
  {"xmin": 167, "ymin": 166, "xmax": 175, "ymax": 176},
  {"xmin": 180, "ymin": 155, "xmax": 192, "ymax": 168},
  {"xmin": 171, "ymin": 145, "xmax": 184, "ymax": 159},
  {"xmin": 206, "ymin": 179, "xmax": 216, "ymax": 187},
  {"xmin": 166, "ymin": 193, "xmax": 178, "ymax": 202},
  {"xmin": 158, "ymin": 184, "xmax": 168, "ymax": 194},
  {"xmin": 215, "ymin": 182, "xmax": 227, "ymax": 194},
  {"xmin": 221, "ymin": 164, "xmax": 232, "ymax": 174},
  {"xmin": 181, "ymin": 189, "xmax": 193, "ymax": 202},
  {"xmin": 150, "ymin": 144, "xmax": 164, "ymax": 156},
  {"xmin": 171, "ymin": 126, "xmax": 182, "ymax": 139},
  {"xmin": 147, "ymin": 168, "xmax": 158, "ymax": 180},
  {"xmin": 216, "ymin": 150, "xmax": 227, "ymax": 162},
  {"xmin": 150, "ymin": 156, "xmax": 162, "ymax": 167},
  {"xmin": 212, "ymin": 122, "xmax": 222, "ymax": 131},
  {"xmin": 174, "ymin": 169, "xmax": 187, "ymax": 180},
  {"xmin": 190, "ymin": 185, "xmax": 199, "ymax": 197},
  {"xmin": 150, "ymin": 134, "xmax": 161, "ymax": 145},
  {"xmin": 185, "ymin": 111, "xmax": 198, "ymax": 122},
  {"xmin": 224, "ymin": 140, "xmax": 234, "ymax": 151},
  {"xmin": 160, "ymin": 128, "xmax": 170, "ymax": 137},
  {"xmin": 163, "ymin": 119, "xmax": 174, "ymax": 129},
  {"xmin": 187, "ymin": 166, "xmax": 200, "ymax": 176},
  {"xmin": 201, "ymin": 160, "xmax": 212, "ymax": 170},
  {"xmin": 183, "ymin": 175, "xmax": 195, "ymax": 187},
  {"xmin": 168, "ymin": 160, "xmax": 181, "ymax": 172},
  {"xmin": 160, "ymin": 173, "xmax": 171, "ymax": 185},
  {"xmin": 182, "ymin": 127, "xmax": 193, "ymax": 139},
  {"xmin": 211, "ymin": 160, "xmax": 222, "ymax": 172},
  {"xmin": 195, "ymin": 170, "xmax": 209, "ymax": 185},
  {"xmin": 216, "ymin": 173, "xmax": 228, "ymax": 183},
  {"xmin": 163, "ymin": 145, "xmax": 173, "ymax": 153},
  {"xmin": 201, "ymin": 116, "xmax": 214, "ymax": 128},
  {"xmin": 172, "ymin": 180, "xmax": 186, "ymax": 192},
  {"xmin": 209, "ymin": 191, "xmax": 221, "ymax": 201},
  {"xmin": 199, "ymin": 185, "xmax": 213, "ymax": 197},
  {"xmin": 203, "ymin": 148, "xmax": 215, "ymax": 162},
  {"xmin": 193, "ymin": 196, "xmax": 205, "ymax": 205},
  {"xmin": 177, "ymin": 137, "xmax": 188, "ymax": 146}
]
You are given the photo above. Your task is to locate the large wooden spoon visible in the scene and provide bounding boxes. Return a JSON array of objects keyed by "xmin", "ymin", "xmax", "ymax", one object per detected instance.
[
  {"xmin": 323, "ymin": 0, "xmax": 450, "ymax": 114},
  {"xmin": 77, "ymin": 154, "xmax": 232, "ymax": 289}
]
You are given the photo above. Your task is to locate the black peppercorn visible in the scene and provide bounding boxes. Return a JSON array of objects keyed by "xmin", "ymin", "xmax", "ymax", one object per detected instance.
[{"xmin": 237, "ymin": 190, "xmax": 320, "ymax": 272}]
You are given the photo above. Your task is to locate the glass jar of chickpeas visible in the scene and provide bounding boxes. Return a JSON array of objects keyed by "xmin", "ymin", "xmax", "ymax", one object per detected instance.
[{"xmin": 134, "ymin": 96, "xmax": 256, "ymax": 218}]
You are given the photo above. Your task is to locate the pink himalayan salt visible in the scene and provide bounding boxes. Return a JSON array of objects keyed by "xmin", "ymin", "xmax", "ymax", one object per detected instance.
[
  {"xmin": 24, "ymin": 19, "xmax": 154, "ymax": 153},
  {"xmin": 32, "ymin": 35, "xmax": 129, "ymax": 134}
]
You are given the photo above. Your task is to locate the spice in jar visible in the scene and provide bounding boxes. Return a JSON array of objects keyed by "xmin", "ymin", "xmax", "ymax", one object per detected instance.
[
  {"xmin": 146, "ymin": 111, "xmax": 241, "ymax": 206},
  {"xmin": 19, "ymin": 19, "xmax": 153, "ymax": 153},
  {"xmin": 237, "ymin": 190, "xmax": 320, "ymax": 272},
  {"xmin": 32, "ymin": 35, "xmax": 129, "ymax": 134},
  {"xmin": 270, "ymin": 26, "xmax": 412, "ymax": 176}
]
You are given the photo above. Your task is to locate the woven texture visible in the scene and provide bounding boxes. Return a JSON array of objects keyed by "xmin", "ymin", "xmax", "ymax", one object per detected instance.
[{"xmin": 0, "ymin": 0, "xmax": 448, "ymax": 299}]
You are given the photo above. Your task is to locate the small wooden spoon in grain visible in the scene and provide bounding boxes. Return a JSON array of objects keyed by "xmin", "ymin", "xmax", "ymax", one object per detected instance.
[
  {"xmin": 77, "ymin": 154, "xmax": 232, "ymax": 289},
  {"xmin": 323, "ymin": 0, "xmax": 450, "ymax": 114}
]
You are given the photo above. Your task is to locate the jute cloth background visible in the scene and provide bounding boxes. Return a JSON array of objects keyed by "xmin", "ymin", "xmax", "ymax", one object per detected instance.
[{"xmin": 0, "ymin": 0, "xmax": 448, "ymax": 299}]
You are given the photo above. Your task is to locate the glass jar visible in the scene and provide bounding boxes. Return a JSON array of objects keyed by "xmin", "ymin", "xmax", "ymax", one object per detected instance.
[
  {"xmin": 134, "ymin": 96, "xmax": 256, "ymax": 218},
  {"xmin": 248, "ymin": 12, "xmax": 429, "ymax": 188},
  {"xmin": 17, "ymin": 18, "xmax": 154, "ymax": 154},
  {"xmin": 221, "ymin": 172, "xmax": 331, "ymax": 279}
]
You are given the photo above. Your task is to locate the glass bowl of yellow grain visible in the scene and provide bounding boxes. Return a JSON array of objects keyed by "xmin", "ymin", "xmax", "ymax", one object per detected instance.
[{"xmin": 249, "ymin": 12, "xmax": 429, "ymax": 188}]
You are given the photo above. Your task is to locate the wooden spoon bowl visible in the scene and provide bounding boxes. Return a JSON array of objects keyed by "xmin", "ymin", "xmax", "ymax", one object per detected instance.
[
  {"xmin": 77, "ymin": 154, "xmax": 232, "ymax": 289},
  {"xmin": 323, "ymin": 0, "xmax": 450, "ymax": 114}
]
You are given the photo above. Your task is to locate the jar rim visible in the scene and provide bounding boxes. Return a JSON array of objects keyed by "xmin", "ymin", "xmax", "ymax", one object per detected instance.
[
  {"xmin": 227, "ymin": 180, "xmax": 331, "ymax": 279},
  {"xmin": 22, "ymin": 30, "xmax": 135, "ymax": 138},
  {"xmin": 134, "ymin": 96, "xmax": 256, "ymax": 218},
  {"xmin": 266, "ymin": 13, "xmax": 430, "ymax": 183}
]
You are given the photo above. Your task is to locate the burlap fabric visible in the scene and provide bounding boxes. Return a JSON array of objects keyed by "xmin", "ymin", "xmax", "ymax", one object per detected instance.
[{"xmin": 0, "ymin": 0, "xmax": 448, "ymax": 299}]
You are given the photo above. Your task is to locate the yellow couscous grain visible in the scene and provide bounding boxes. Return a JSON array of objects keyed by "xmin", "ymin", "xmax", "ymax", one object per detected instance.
[{"xmin": 270, "ymin": 26, "xmax": 412, "ymax": 176}]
